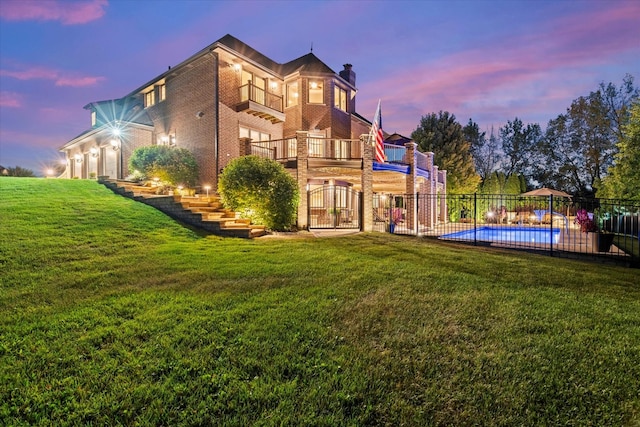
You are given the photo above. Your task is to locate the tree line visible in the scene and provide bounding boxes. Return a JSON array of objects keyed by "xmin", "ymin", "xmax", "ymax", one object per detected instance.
[{"xmin": 410, "ymin": 74, "xmax": 639, "ymax": 200}]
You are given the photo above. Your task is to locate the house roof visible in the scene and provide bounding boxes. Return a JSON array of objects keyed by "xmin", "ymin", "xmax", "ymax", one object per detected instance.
[
  {"xmin": 84, "ymin": 97, "xmax": 153, "ymax": 127},
  {"xmin": 281, "ymin": 52, "xmax": 336, "ymax": 76},
  {"xmin": 384, "ymin": 133, "xmax": 413, "ymax": 146},
  {"xmin": 215, "ymin": 34, "xmax": 282, "ymax": 72}
]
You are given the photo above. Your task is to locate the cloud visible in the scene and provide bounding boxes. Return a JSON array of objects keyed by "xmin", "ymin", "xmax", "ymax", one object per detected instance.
[
  {"xmin": 0, "ymin": 0, "xmax": 108, "ymax": 25},
  {"xmin": 359, "ymin": 1, "xmax": 640, "ymax": 134},
  {"xmin": 55, "ymin": 75, "xmax": 106, "ymax": 87},
  {"xmin": 0, "ymin": 91, "xmax": 23, "ymax": 108},
  {"xmin": 0, "ymin": 66, "xmax": 105, "ymax": 87}
]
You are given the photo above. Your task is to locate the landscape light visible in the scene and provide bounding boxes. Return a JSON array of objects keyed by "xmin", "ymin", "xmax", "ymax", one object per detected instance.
[{"xmin": 203, "ymin": 185, "xmax": 211, "ymax": 197}]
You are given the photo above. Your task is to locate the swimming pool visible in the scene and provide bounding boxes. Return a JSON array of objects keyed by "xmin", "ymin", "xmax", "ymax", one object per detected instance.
[{"xmin": 441, "ymin": 226, "xmax": 561, "ymax": 244}]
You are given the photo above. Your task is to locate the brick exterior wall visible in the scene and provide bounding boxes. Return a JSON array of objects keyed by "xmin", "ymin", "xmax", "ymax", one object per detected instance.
[{"xmin": 145, "ymin": 54, "xmax": 217, "ymax": 186}]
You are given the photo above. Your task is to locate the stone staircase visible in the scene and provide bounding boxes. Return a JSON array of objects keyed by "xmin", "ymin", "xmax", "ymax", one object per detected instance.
[{"xmin": 99, "ymin": 178, "xmax": 267, "ymax": 238}]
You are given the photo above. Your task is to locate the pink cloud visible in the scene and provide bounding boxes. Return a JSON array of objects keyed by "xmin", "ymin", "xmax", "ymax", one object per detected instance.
[
  {"xmin": 1, "ymin": 66, "xmax": 105, "ymax": 87},
  {"xmin": 360, "ymin": 1, "xmax": 640, "ymax": 134},
  {"xmin": 0, "ymin": 0, "xmax": 108, "ymax": 25},
  {"xmin": 0, "ymin": 91, "xmax": 23, "ymax": 108},
  {"xmin": 55, "ymin": 76, "xmax": 106, "ymax": 87},
  {"xmin": 0, "ymin": 67, "xmax": 58, "ymax": 81}
]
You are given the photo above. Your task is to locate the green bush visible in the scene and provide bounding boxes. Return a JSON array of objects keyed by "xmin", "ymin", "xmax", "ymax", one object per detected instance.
[
  {"xmin": 218, "ymin": 156, "xmax": 299, "ymax": 231},
  {"xmin": 128, "ymin": 146, "xmax": 199, "ymax": 187}
]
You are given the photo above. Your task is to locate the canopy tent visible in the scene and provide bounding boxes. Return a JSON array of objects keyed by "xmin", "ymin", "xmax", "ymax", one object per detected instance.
[{"xmin": 521, "ymin": 187, "xmax": 572, "ymax": 198}]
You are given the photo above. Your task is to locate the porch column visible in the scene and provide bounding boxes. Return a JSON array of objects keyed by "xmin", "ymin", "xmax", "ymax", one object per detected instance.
[
  {"xmin": 431, "ymin": 165, "xmax": 439, "ymax": 226},
  {"xmin": 296, "ymin": 131, "xmax": 309, "ymax": 229},
  {"xmin": 239, "ymin": 137, "xmax": 252, "ymax": 156},
  {"xmin": 404, "ymin": 142, "xmax": 417, "ymax": 233},
  {"xmin": 439, "ymin": 169, "xmax": 448, "ymax": 223},
  {"xmin": 361, "ymin": 134, "xmax": 373, "ymax": 232}
]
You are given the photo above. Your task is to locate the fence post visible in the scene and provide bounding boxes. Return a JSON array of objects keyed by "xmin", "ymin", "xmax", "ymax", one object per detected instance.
[
  {"xmin": 549, "ymin": 194, "xmax": 554, "ymax": 256},
  {"xmin": 473, "ymin": 192, "xmax": 477, "ymax": 246}
]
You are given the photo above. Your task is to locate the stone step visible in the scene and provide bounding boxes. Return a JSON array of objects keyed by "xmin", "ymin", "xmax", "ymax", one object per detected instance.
[{"xmin": 99, "ymin": 178, "xmax": 262, "ymax": 238}]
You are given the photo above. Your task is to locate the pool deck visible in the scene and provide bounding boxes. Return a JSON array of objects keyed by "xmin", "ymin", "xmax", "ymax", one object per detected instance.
[{"xmin": 392, "ymin": 221, "xmax": 628, "ymax": 258}]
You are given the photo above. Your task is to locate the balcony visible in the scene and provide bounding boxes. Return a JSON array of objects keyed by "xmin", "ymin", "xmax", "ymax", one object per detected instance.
[
  {"xmin": 236, "ymin": 82, "xmax": 285, "ymax": 123},
  {"xmin": 249, "ymin": 137, "xmax": 364, "ymax": 169}
]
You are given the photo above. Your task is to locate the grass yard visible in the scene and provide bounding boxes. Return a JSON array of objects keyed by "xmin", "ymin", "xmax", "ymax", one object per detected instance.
[{"xmin": 1, "ymin": 178, "xmax": 639, "ymax": 426}]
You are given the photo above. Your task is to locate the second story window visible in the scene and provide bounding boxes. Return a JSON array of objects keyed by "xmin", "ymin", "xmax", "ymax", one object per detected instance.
[
  {"xmin": 334, "ymin": 86, "xmax": 347, "ymax": 112},
  {"xmin": 91, "ymin": 111, "xmax": 96, "ymax": 127},
  {"xmin": 286, "ymin": 82, "xmax": 298, "ymax": 107},
  {"xmin": 308, "ymin": 80, "xmax": 323, "ymax": 104},
  {"xmin": 158, "ymin": 84, "xmax": 166, "ymax": 102},
  {"xmin": 144, "ymin": 90, "xmax": 155, "ymax": 108}
]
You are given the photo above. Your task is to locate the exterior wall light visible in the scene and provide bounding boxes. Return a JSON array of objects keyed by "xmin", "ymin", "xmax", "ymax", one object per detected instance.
[
  {"xmin": 90, "ymin": 147, "xmax": 99, "ymax": 158},
  {"xmin": 233, "ymin": 63, "xmax": 241, "ymax": 72},
  {"xmin": 74, "ymin": 154, "xmax": 83, "ymax": 163},
  {"xmin": 110, "ymin": 139, "xmax": 120, "ymax": 151}
]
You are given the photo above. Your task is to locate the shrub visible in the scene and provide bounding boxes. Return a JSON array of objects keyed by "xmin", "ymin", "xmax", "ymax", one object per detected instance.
[
  {"xmin": 128, "ymin": 146, "xmax": 199, "ymax": 187},
  {"xmin": 218, "ymin": 156, "xmax": 299, "ymax": 231}
]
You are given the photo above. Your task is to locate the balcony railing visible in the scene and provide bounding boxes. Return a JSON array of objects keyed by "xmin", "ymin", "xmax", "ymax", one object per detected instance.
[
  {"xmin": 249, "ymin": 137, "xmax": 363, "ymax": 161},
  {"xmin": 308, "ymin": 138, "xmax": 363, "ymax": 160},
  {"xmin": 239, "ymin": 83, "xmax": 283, "ymax": 112},
  {"xmin": 383, "ymin": 143, "xmax": 406, "ymax": 163},
  {"xmin": 383, "ymin": 143, "xmax": 431, "ymax": 174},
  {"xmin": 250, "ymin": 138, "xmax": 297, "ymax": 160}
]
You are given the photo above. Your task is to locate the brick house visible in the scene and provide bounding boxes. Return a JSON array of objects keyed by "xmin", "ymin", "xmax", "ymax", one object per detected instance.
[{"xmin": 60, "ymin": 34, "xmax": 447, "ymax": 232}]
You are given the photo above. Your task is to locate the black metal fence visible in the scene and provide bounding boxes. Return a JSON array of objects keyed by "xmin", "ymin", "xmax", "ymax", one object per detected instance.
[{"xmin": 376, "ymin": 193, "xmax": 640, "ymax": 267}]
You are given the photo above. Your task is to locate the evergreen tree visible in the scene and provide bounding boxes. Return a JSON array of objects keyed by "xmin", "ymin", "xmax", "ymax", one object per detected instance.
[
  {"xmin": 499, "ymin": 117, "xmax": 542, "ymax": 183},
  {"xmin": 412, "ymin": 111, "xmax": 480, "ymax": 194}
]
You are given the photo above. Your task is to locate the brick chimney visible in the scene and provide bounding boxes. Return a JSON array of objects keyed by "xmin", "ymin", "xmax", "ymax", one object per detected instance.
[{"xmin": 339, "ymin": 63, "xmax": 355, "ymax": 86}]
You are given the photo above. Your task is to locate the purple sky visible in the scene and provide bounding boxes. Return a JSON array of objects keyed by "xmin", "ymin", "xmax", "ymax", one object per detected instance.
[{"xmin": 1, "ymin": 0, "xmax": 639, "ymax": 175}]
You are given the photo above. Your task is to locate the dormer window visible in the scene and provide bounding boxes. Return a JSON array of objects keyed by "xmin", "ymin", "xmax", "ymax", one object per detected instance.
[
  {"xmin": 91, "ymin": 110, "xmax": 97, "ymax": 127},
  {"xmin": 144, "ymin": 90, "xmax": 155, "ymax": 108},
  {"xmin": 308, "ymin": 80, "xmax": 323, "ymax": 104},
  {"xmin": 334, "ymin": 86, "xmax": 347, "ymax": 112},
  {"xmin": 158, "ymin": 84, "xmax": 166, "ymax": 102}
]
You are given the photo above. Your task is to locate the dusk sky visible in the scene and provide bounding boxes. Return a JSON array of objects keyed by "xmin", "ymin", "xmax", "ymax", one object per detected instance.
[{"xmin": 1, "ymin": 0, "xmax": 639, "ymax": 175}]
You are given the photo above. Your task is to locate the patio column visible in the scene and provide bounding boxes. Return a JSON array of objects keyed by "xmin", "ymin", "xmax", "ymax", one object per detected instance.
[
  {"xmin": 439, "ymin": 169, "xmax": 448, "ymax": 223},
  {"xmin": 404, "ymin": 142, "xmax": 417, "ymax": 233},
  {"xmin": 239, "ymin": 137, "xmax": 252, "ymax": 157},
  {"xmin": 361, "ymin": 134, "xmax": 373, "ymax": 232},
  {"xmin": 296, "ymin": 131, "xmax": 309, "ymax": 229}
]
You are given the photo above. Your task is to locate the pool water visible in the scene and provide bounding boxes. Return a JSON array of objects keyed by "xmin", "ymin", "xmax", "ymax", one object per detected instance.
[{"xmin": 441, "ymin": 226, "xmax": 561, "ymax": 244}]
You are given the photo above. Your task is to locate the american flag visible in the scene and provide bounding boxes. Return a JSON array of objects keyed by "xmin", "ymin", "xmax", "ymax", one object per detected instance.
[{"xmin": 370, "ymin": 100, "xmax": 385, "ymax": 163}]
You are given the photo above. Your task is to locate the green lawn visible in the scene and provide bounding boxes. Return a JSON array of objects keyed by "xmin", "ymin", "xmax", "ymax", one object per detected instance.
[{"xmin": 1, "ymin": 178, "xmax": 639, "ymax": 426}]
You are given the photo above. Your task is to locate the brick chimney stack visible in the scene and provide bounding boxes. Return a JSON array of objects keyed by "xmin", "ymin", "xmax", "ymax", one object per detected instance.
[{"xmin": 339, "ymin": 64, "xmax": 356, "ymax": 86}]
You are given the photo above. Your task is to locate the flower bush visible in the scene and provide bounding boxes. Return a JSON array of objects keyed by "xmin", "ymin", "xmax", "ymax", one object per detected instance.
[{"xmin": 574, "ymin": 208, "xmax": 598, "ymax": 233}]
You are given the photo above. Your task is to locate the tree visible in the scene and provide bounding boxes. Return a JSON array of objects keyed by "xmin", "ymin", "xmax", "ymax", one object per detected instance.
[
  {"xmin": 536, "ymin": 75, "xmax": 638, "ymax": 197},
  {"xmin": 0, "ymin": 166, "xmax": 36, "ymax": 177},
  {"xmin": 411, "ymin": 111, "xmax": 480, "ymax": 193},
  {"xmin": 218, "ymin": 155, "xmax": 299, "ymax": 231},
  {"xmin": 600, "ymin": 99, "xmax": 640, "ymax": 200},
  {"xmin": 463, "ymin": 119, "xmax": 502, "ymax": 181},
  {"xmin": 499, "ymin": 117, "xmax": 542, "ymax": 183},
  {"xmin": 598, "ymin": 74, "xmax": 639, "ymax": 142},
  {"xmin": 128, "ymin": 146, "xmax": 199, "ymax": 187}
]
